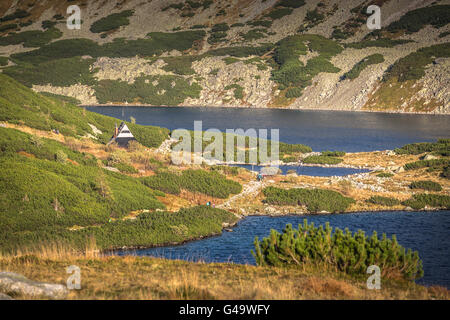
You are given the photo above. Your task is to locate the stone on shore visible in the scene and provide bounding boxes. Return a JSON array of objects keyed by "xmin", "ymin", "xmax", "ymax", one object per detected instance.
[{"xmin": 0, "ymin": 272, "xmax": 68, "ymax": 299}]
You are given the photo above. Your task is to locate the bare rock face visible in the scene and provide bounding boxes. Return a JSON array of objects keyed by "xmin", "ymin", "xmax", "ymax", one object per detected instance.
[{"xmin": 0, "ymin": 272, "xmax": 68, "ymax": 299}]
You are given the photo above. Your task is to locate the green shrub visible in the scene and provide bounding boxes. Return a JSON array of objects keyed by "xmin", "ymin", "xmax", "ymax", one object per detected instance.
[
  {"xmin": 410, "ymin": 180, "xmax": 442, "ymax": 191},
  {"xmin": 279, "ymin": 143, "xmax": 312, "ymax": 154},
  {"xmin": 403, "ymin": 193, "xmax": 450, "ymax": 210},
  {"xmin": 285, "ymin": 87, "xmax": 303, "ymax": 98},
  {"xmin": 3, "ymin": 56, "xmax": 96, "ymax": 87},
  {"xmin": 442, "ymin": 166, "xmax": 450, "ymax": 179},
  {"xmin": 211, "ymin": 23, "xmax": 229, "ymax": 32},
  {"xmin": 263, "ymin": 186, "xmax": 354, "ymax": 213},
  {"xmin": 387, "ymin": 5, "xmax": 450, "ymax": 33},
  {"xmin": 90, "ymin": 10, "xmax": 134, "ymax": 33},
  {"xmin": 366, "ymin": 196, "xmax": 400, "ymax": 206},
  {"xmin": 252, "ymin": 220, "xmax": 423, "ymax": 280},
  {"xmin": 376, "ymin": 172, "xmax": 394, "ymax": 178},
  {"xmin": 39, "ymin": 92, "xmax": 82, "ymax": 105},
  {"xmin": 224, "ymin": 84, "xmax": 244, "ymax": 99},
  {"xmin": 404, "ymin": 159, "xmax": 450, "ymax": 171},
  {"xmin": 384, "ymin": 43, "xmax": 450, "ymax": 82},
  {"xmin": 11, "ymin": 31, "xmax": 206, "ymax": 64},
  {"xmin": 265, "ymin": 8, "xmax": 293, "ymax": 20},
  {"xmin": 112, "ymin": 162, "xmax": 139, "ymax": 174},
  {"xmin": 321, "ymin": 150, "xmax": 345, "ymax": 157},
  {"xmin": 240, "ymin": 29, "xmax": 267, "ymax": 41},
  {"xmin": 208, "ymin": 31, "xmax": 227, "ymax": 44},
  {"xmin": 342, "ymin": 54, "xmax": 384, "ymax": 80},
  {"xmin": 394, "ymin": 139, "xmax": 450, "ymax": 155},
  {"xmin": 0, "ymin": 28, "xmax": 62, "ymax": 48},
  {"xmin": 142, "ymin": 169, "xmax": 241, "ymax": 198},
  {"xmin": 271, "ymin": 35, "xmax": 342, "ymax": 97},
  {"xmin": 305, "ymin": 9, "xmax": 324, "ymax": 24},
  {"xmin": 0, "ymin": 23, "xmax": 18, "ymax": 32},
  {"xmin": 94, "ymin": 75, "xmax": 202, "ymax": 106},
  {"xmin": 277, "ymin": 0, "xmax": 305, "ymax": 8},
  {"xmin": 0, "ymin": 9, "xmax": 30, "ymax": 23},
  {"xmin": 0, "ymin": 56, "xmax": 8, "ymax": 66},
  {"xmin": 247, "ymin": 20, "xmax": 273, "ymax": 28},
  {"xmin": 303, "ymin": 155, "xmax": 343, "ymax": 164},
  {"xmin": 162, "ymin": 56, "xmax": 198, "ymax": 75}
]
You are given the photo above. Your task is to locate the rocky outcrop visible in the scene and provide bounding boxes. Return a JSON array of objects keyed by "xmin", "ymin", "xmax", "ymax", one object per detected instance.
[{"xmin": 0, "ymin": 272, "xmax": 68, "ymax": 299}]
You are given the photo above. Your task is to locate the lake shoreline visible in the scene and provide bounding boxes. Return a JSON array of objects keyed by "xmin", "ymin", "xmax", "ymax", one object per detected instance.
[
  {"xmin": 81, "ymin": 104, "xmax": 450, "ymax": 116},
  {"xmin": 106, "ymin": 208, "xmax": 447, "ymax": 255}
]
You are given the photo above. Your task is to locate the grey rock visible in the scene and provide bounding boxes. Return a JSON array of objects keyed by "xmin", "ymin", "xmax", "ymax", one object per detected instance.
[
  {"xmin": 0, "ymin": 272, "xmax": 68, "ymax": 299},
  {"xmin": 0, "ymin": 293, "xmax": 13, "ymax": 300}
]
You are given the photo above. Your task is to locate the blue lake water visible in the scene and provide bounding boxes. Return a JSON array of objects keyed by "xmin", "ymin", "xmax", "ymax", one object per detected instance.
[
  {"xmin": 230, "ymin": 164, "xmax": 370, "ymax": 176},
  {"xmin": 87, "ymin": 106, "xmax": 450, "ymax": 152},
  {"xmin": 115, "ymin": 210, "xmax": 450, "ymax": 288}
]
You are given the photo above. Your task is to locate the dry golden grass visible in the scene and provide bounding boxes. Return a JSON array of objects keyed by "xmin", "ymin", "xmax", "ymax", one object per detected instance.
[{"xmin": 1, "ymin": 244, "xmax": 448, "ymax": 300}]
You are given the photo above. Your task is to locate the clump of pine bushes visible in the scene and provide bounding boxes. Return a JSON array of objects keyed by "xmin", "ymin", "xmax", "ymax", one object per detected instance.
[
  {"xmin": 263, "ymin": 186, "xmax": 354, "ymax": 213},
  {"xmin": 410, "ymin": 180, "xmax": 442, "ymax": 192},
  {"xmin": 142, "ymin": 169, "xmax": 242, "ymax": 198},
  {"xmin": 252, "ymin": 220, "xmax": 424, "ymax": 281}
]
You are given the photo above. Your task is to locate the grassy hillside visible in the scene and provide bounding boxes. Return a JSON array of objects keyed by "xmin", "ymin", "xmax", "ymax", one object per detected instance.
[
  {"xmin": 0, "ymin": 74, "xmax": 169, "ymax": 147},
  {"xmin": 0, "ymin": 75, "xmax": 242, "ymax": 252}
]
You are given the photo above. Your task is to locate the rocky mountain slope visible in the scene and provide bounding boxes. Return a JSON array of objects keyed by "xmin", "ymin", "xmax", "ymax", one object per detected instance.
[{"xmin": 0, "ymin": 0, "xmax": 449, "ymax": 113}]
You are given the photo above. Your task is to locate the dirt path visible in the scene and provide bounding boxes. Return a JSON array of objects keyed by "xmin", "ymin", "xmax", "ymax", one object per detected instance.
[{"xmin": 218, "ymin": 179, "xmax": 269, "ymax": 211}]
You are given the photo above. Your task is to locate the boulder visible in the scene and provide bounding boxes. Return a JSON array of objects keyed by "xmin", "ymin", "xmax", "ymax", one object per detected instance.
[
  {"xmin": 0, "ymin": 272, "xmax": 68, "ymax": 299},
  {"xmin": 0, "ymin": 293, "xmax": 13, "ymax": 300},
  {"xmin": 423, "ymin": 154, "xmax": 439, "ymax": 160}
]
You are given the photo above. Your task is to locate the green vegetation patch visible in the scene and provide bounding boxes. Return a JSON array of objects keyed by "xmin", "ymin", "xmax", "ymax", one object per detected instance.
[
  {"xmin": 383, "ymin": 43, "xmax": 450, "ymax": 82},
  {"xmin": 0, "ymin": 74, "xmax": 169, "ymax": 148},
  {"xmin": 142, "ymin": 169, "xmax": 242, "ymax": 198},
  {"xmin": 224, "ymin": 84, "xmax": 244, "ymax": 100},
  {"xmin": 394, "ymin": 139, "xmax": 450, "ymax": 155},
  {"xmin": 94, "ymin": 75, "xmax": 202, "ymax": 106},
  {"xmin": 264, "ymin": 8, "xmax": 293, "ymax": 20},
  {"xmin": 410, "ymin": 180, "xmax": 442, "ymax": 192},
  {"xmin": 366, "ymin": 196, "xmax": 400, "ymax": 206},
  {"xmin": 90, "ymin": 10, "xmax": 134, "ymax": 33},
  {"xmin": 277, "ymin": 0, "xmax": 305, "ymax": 8},
  {"xmin": 303, "ymin": 155, "xmax": 343, "ymax": 165},
  {"xmin": 271, "ymin": 35, "xmax": 342, "ymax": 98},
  {"xmin": 376, "ymin": 172, "xmax": 394, "ymax": 178},
  {"xmin": 387, "ymin": 5, "xmax": 450, "ymax": 33},
  {"xmin": 0, "ymin": 28, "xmax": 62, "ymax": 48},
  {"xmin": 71, "ymin": 206, "xmax": 237, "ymax": 250},
  {"xmin": 10, "ymin": 30, "xmax": 206, "ymax": 64},
  {"xmin": 404, "ymin": 159, "xmax": 450, "ymax": 171},
  {"xmin": 253, "ymin": 220, "xmax": 423, "ymax": 280},
  {"xmin": 263, "ymin": 186, "xmax": 354, "ymax": 213},
  {"xmin": 39, "ymin": 92, "xmax": 82, "ymax": 105},
  {"xmin": 0, "ymin": 9, "xmax": 30, "ymax": 23},
  {"xmin": 0, "ymin": 130, "xmax": 164, "ymax": 242},
  {"xmin": 342, "ymin": 54, "xmax": 384, "ymax": 80},
  {"xmin": 3, "ymin": 56, "xmax": 97, "ymax": 87},
  {"xmin": 0, "ymin": 56, "xmax": 8, "ymax": 66},
  {"xmin": 402, "ymin": 193, "xmax": 450, "ymax": 210}
]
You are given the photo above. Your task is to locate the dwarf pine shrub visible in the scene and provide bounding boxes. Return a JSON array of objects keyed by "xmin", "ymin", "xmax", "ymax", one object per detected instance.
[
  {"xmin": 263, "ymin": 186, "xmax": 354, "ymax": 213},
  {"xmin": 252, "ymin": 220, "xmax": 424, "ymax": 281},
  {"xmin": 410, "ymin": 180, "xmax": 442, "ymax": 191}
]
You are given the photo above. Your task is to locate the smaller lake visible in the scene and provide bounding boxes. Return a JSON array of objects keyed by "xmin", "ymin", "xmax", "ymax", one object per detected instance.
[
  {"xmin": 114, "ymin": 210, "xmax": 450, "ymax": 288},
  {"xmin": 230, "ymin": 164, "xmax": 370, "ymax": 176}
]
